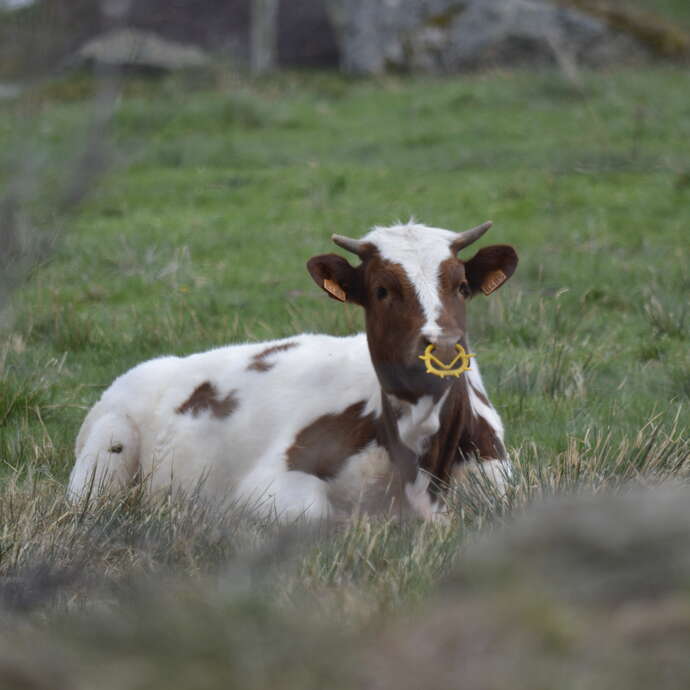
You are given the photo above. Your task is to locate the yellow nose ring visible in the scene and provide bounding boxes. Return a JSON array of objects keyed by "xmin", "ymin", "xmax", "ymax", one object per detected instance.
[{"xmin": 418, "ymin": 343, "xmax": 475, "ymax": 378}]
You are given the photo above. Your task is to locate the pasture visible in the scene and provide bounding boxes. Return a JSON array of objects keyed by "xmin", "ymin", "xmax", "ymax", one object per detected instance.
[{"xmin": 0, "ymin": 64, "xmax": 689, "ymax": 687}]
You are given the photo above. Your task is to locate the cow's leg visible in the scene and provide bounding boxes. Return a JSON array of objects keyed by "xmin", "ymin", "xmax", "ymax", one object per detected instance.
[
  {"xmin": 455, "ymin": 411, "xmax": 512, "ymax": 497},
  {"xmin": 457, "ymin": 366, "xmax": 513, "ymax": 496},
  {"xmin": 456, "ymin": 402, "xmax": 512, "ymax": 496},
  {"xmin": 68, "ymin": 408, "xmax": 140, "ymax": 500},
  {"xmin": 235, "ymin": 467, "xmax": 332, "ymax": 521},
  {"xmin": 453, "ymin": 457, "xmax": 513, "ymax": 497},
  {"xmin": 404, "ymin": 470, "xmax": 451, "ymax": 523}
]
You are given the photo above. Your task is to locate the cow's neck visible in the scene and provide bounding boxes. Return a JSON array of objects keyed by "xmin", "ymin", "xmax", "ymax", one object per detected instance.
[
  {"xmin": 377, "ymin": 387, "xmax": 451, "ymax": 480},
  {"xmin": 390, "ymin": 392, "xmax": 449, "ymax": 455},
  {"xmin": 376, "ymin": 376, "xmax": 474, "ymax": 491}
]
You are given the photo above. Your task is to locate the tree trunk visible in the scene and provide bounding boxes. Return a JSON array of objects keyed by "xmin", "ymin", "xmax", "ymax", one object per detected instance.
[{"xmin": 250, "ymin": 0, "xmax": 279, "ymax": 75}]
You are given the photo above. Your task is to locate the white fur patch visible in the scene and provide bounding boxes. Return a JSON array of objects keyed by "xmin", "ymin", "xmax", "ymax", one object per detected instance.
[
  {"xmin": 363, "ymin": 223, "xmax": 457, "ymax": 341},
  {"xmin": 394, "ymin": 390, "xmax": 449, "ymax": 455},
  {"xmin": 455, "ymin": 458, "xmax": 513, "ymax": 497},
  {"xmin": 327, "ymin": 442, "xmax": 397, "ymax": 516},
  {"xmin": 465, "ymin": 358, "xmax": 504, "ymax": 440},
  {"xmin": 237, "ymin": 469, "xmax": 333, "ymax": 521},
  {"xmin": 404, "ymin": 471, "xmax": 448, "ymax": 522}
]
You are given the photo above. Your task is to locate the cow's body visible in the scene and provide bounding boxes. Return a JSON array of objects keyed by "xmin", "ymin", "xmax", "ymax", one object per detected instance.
[{"xmin": 69, "ymin": 222, "xmax": 517, "ymax": 520}]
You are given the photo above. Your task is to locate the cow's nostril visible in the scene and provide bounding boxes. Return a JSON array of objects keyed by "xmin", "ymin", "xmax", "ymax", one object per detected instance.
[{"xmin": 434, "ymin": 341, "xmax": 461, "ymax": 365}]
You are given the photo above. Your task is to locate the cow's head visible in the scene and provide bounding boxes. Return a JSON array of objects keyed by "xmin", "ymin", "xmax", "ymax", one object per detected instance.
[{"xmin": 307, "ymin": 222, "xmax": 517, "ymax": 402}]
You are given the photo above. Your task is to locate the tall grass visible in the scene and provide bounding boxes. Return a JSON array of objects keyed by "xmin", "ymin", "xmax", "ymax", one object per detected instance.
[
  {"xmin": 1, "ymin": 459, "xmax": 689, "ymax": 689},
  {"xmin": 1, "ymin": 421, "xmax": 686, "ymax": 614}
]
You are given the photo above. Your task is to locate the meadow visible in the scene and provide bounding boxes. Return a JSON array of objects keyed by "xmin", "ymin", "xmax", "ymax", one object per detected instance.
[{"xmin": 0, "ymin": 63, "xmax": 689, "ymax": 687}]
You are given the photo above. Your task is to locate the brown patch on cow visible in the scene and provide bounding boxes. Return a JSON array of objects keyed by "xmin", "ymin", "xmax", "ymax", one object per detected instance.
[
  {"xmin": 362, "ymin": 256, "xmax": 431, "ymax": 402},
  {"xmin": 418, "ymin": 374, "xmax": 505, "ymax": 499},
  {"xmin": 247, "ymin": 342, "xmax": 298, "ymax": 373},
  {"xmin": 435, "ymin": 256, "xmax": 469, "ymax": 342},
  {"xmin": 420, "ymin": 382, "xmax": 472, "ymax": 493},
  {"xmin": 176, "ymin": 382, "xmax": 239, "ymax": 419},
  {"xmin": 286, "ymin": 401, "xmax": 377, "ymax": 480}
]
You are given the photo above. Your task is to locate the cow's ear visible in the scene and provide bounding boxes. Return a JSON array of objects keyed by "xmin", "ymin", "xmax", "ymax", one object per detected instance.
[
  {"xmin": 464, "ymin": 245, "xmax": 518, "ymax": 296},
  {"xmin": 307, "ymin": 254, "xmax": 365, "ymax": 305}
]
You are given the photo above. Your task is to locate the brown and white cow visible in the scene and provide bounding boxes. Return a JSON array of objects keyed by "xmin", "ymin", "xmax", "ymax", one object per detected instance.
[{"xmin": 68, "ymin": 221, "xmax": 518, "ymax": 520}]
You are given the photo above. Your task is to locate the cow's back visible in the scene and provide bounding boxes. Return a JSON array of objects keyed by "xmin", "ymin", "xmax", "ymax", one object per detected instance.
[{"xmin": 72, "ymin": 333, "xmax": 381, "ymax": 503}]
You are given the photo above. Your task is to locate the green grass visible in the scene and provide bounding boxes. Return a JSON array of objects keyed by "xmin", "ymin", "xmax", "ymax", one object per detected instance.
[
  {"xmin": 0, "ymin": 66, "xmax": 689, "ymax": 687},
  {"xmin": 1, "ymin": 66, "xmax": 688, "ymax": 468}
]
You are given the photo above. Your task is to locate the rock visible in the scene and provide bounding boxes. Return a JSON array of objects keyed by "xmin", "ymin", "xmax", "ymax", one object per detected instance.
[
  {"xmin": 458, "ymin": 486, "xmax": 690, "ymax": 604},
  {"xmin": 76, "ymin": 28, "xmax": 210, "ymax": 71},
  {"xmin": 0, "ymin": 0, "xmax": 37, "ymax": 9},
  {"xmin": 0, "ymin": 83, "xmax": 22, "ymax": 100},
  {"xmin": 431, "ymin": 0, "xmax": 647, "ymax": 72},
  {"xmin": 367, "ymin": 487, "xmax": 690, "ymax": 690},
  {"xmin": 326, "ymin": 0, "xmax": 434, "ymax": 75},
  {"xmin": 4, "ymin": 0, "xmax": 661, "ymax": 79},
  {"xmin": 326, "ymin": 0, "xmax": 649, "ymax": 75}
]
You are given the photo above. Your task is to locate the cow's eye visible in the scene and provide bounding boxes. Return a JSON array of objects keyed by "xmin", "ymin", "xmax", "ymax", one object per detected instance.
[
  {"xmin": 376, "ymin": 286, "xmax": 388, "ymax": 300},
  {"xmin": 458, "ymin": 282, "xmax": 470, "ymax": 298}
]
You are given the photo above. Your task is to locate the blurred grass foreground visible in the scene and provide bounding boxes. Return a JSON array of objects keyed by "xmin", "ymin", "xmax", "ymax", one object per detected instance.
[{"xmin": 1, "ymin": 0, "xmax": 690, "ymax": 687}]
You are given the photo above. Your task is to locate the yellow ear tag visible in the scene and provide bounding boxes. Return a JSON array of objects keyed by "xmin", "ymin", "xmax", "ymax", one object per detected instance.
[
  {"xmin": 323, "ymin": 279, "xmax": 346, "ymax": 302},
  {"xmin": 481, "ymin": 269, "xmax": 507, "ymax": 296},
  {"xmin": 418, "ymin": 344, "xmax": 475, "ymax": 378}
]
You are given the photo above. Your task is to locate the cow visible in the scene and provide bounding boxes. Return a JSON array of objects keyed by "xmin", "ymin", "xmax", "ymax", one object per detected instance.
[{"xmin": 68, "ymin": 221, "xmax": 518, "ymax": 521}]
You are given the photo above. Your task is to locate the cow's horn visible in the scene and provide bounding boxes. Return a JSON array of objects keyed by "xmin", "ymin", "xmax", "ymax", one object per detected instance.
[
  {"xmin": 451, "ymin": 221, "xmax": 493, "ymax": 253},
  {"xmin": 332, "ymin": 234, "xmax": 366, "ymax": 256}
]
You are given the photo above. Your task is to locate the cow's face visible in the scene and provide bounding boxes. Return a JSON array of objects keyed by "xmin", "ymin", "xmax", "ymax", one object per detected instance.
[{"xmin": 307, "ymin": 223, "xmax": 517, "ymax": 403}]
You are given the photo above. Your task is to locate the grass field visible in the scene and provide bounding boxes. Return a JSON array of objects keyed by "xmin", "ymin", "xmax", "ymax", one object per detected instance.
[{"xmin": 1, "ymin": 64, "xmax": 689, "ymax": 687}]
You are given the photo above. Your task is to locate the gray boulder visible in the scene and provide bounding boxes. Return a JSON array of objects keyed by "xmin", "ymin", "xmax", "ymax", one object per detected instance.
[
  {"xmin": 0, "ymin": 83, "xmax": 21, "ymax": 100},
  {"xmin": 367, "ymin": 487, "xmax": 690, "ymax": 690},
  {"xmin": 326, "ymin": 0, "xmax": 648, "ymax": 75},
  {"xmin": 76, "ymin": 28, "xmax": 210, "ymax": 71}
]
